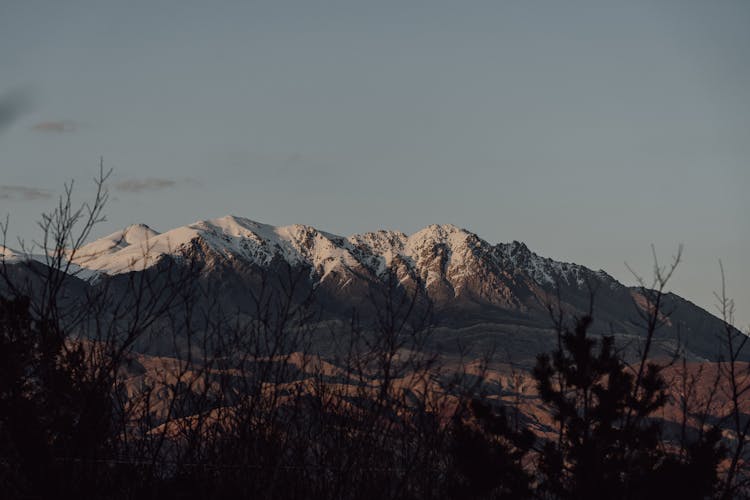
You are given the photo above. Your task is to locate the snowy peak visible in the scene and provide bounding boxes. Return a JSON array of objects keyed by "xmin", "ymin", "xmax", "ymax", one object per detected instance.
[
  {"xmin": 191, "ymin": 216, "xmax": 360, "ymax": 275},
  {"xmin": 122, "ymin": 224, "xmax": 160, "ymax": 244},
  {"xmin": 71, "ymin": 216, "xmax": 615, "ymax": 299},
  {"xmin": 75, "ymin": 223, "xmax": 160, "ymax": 263},
  {"xmin": 406, "ymin": 225, "xmax": 485, "ymax": 256},
  {"xmin": 493, "ymin": 240, "xmax": 618, "ymax": 289},
  {"xmin": 406, "ymin": 223, "xmax": 467, "ymax": 242},
  {"xmin": 74, "ymin": 222, "xmax": 199, "ymax": 274}
]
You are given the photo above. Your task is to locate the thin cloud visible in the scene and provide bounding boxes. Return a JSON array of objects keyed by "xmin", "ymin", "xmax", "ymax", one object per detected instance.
[
  {"xmin": 0, "ymin": 185, "xmax": 53, "ymax": 201},
  {"xmin": 32, "ymin": 120, "xmax": 77, "ymax": 133},
  {"xmin": 114, "ymin": 178, "xmax": 178, "ymax": 193},
  {"xmin": 0, "ymin": 88, "xmax": 33, "ymax": 134}
]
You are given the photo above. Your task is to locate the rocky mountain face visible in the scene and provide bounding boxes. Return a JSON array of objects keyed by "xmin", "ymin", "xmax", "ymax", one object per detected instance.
[
  {"xmin": 3, "ymin": 215, "xmax": 740, "ymax": 363},
  {"xmin": 72, "ymin": 215, "xmax": 610, "ymax": 308}
]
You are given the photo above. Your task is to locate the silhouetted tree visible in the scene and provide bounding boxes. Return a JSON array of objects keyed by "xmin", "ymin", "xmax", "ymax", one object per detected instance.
[{"xmin": 533, "ymin": 314, "xmax": 725, "ymax": 500}]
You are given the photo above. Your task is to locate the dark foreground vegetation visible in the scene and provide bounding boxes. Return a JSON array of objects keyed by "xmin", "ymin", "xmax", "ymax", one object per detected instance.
[{"xmin": 1, "ymin": 170, "xmax": 748, "ymax": 499}]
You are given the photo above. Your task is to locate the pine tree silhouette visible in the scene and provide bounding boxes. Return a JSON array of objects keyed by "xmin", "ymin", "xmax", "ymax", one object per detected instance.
[{"xmin": 532, "ymin": 315, "xmax": 725, "ymax": 500}]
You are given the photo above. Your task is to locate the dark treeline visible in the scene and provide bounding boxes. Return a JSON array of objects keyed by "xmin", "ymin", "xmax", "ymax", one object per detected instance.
[{"xmin": 1, "ymin": 171, "xmax": 748, "ymax": 499}]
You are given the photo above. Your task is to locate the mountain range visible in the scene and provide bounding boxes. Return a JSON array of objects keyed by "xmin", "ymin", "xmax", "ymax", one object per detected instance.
[{"xmin": 2, "ymin": 215, "xmax": 738, "ymax": 363}]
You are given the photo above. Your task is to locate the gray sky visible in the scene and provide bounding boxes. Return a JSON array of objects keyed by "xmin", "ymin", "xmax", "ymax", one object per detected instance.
[{"xmin": 1, "ymin": 0, "xmax": 748, "ymax": 326}]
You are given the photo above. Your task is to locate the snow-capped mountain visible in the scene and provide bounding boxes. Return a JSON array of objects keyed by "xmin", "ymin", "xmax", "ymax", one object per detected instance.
[
  {"xmin": 73, "ymin": 215, "xmax": 615, "ymax": 299},
  {"xmin": 66, "ymin": 215, "xmax": 634, "ymax": 322},
  {"xmin": 4, "ymin": 215, "xmax": 733, "ymax": 362}
]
